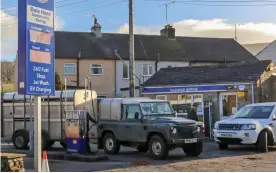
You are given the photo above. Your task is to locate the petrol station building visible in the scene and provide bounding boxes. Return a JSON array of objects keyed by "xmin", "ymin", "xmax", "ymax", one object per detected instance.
[{"xmin": 142, "ymin": 60, "xmax": 276, "ymax": 125}]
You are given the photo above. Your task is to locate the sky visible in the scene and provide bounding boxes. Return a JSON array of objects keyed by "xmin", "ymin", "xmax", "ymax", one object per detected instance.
[{"xmin": 1, "ymin": 0, "xmax": 276, "ymax": 61}]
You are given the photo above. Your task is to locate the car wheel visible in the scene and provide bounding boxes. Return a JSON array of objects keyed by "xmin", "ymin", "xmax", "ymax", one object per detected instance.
[
  {"xmin": 12, "ymin": 130, "xmax": 29, "ymax": 150},
  {"xmin": 103, "ymin": 133, "xmax": 120, "ymax": 154},
  {"xmin": 218, "ymin": 143, "xmax": 228, "ymax": 150},
  {"xmin": 148, "ymin": 135, "xmax": 168, "ymax": 160},
  {"xmin": 183, "ymin": 141, "xmax": 203, "ymax": 157},
  {"xmin": 137, "ymin": 145, "xmax": 148, "ymax": 152},
  {"xmin": 258, "ymin": 131, "xmax": 268, "ymax": 153}
]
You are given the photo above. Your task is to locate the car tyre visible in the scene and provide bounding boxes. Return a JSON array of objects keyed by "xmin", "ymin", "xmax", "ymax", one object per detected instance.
[
  {"xmin": 183, "ymin": 141, "xmax": 203, "ymax": 157},
  {"xmin": 148, "ymin": 135, "xmax": 168, "ymax": 160},
  {"xmin": 218, "ymin": 143, "xmax": 228, "ymax": 150},
  {"xmin": 258, "ymin": 131, "xmax": 268, "ymax": 153},
  {"xmin": 12, "ymin": 130, "xmax": 29, "ymax": 150},
  {"xmin": 103, "ymin": 133, "xmax": 120, "ymax": 154},
  {"xmin": 137, "ymin": 145, "xmax": 148, "ymax": 152}
]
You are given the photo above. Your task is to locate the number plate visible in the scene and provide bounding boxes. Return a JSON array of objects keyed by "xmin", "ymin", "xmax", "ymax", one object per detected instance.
[
  {"xmin": 218, "ymin": 133, "xmax": 233, "ymax": 137},
  {"xmin": 184, "ymin": 138, "xmax": 197, "ymax": 143}
]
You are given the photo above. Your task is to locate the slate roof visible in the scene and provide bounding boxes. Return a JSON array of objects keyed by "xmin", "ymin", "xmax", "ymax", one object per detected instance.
[
  {"xmin": 55, "ymin": 31, "xmax": 257, "ymax": 62},
  {"xmin": 143, "ymin": 60, "xmax": 274, "ymax": 86}
]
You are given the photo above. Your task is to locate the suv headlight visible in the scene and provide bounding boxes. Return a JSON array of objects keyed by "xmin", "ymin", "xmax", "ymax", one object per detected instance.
[
  {"xmin": 240, "ymin": 124, "xmax": 256, "ymax": 130},
  {"xmin": 170, "ymin": 127, "xmax": 177, "ymax": 134}
]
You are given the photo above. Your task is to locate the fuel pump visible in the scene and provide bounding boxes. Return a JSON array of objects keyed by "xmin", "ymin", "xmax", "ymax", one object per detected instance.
[{"xmin": 65, "ymin": 110, "xmax": 88, "ymax": 153}]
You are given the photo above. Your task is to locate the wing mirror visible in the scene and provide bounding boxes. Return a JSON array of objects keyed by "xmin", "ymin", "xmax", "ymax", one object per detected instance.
[
  {"xmin": 134, "ymin": 112, "xmax": 140, "ymax": 120},
  {"xmin": 272, "ymin": 113, "xmax": 276, "ymax": 121}
]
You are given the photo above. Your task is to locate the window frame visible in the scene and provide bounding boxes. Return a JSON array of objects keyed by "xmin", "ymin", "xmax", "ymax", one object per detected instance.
[
  {"xmin": 122, "ymin": 104, "xmax": 142, "ymax": 120},
  {"xmin": 142, "ymin": 64, "xmax": 154, "ymax": 76},
  {"xmin": 64, "ymin": 63, "xmax": 76, "ymax": 75},
  {"xmin": 91, "ymin": 64, "xmax": 103, "ymax": 76},
  {"xmin": 122, "ymin": 64, "xmax": 130, "ymax": 79}
]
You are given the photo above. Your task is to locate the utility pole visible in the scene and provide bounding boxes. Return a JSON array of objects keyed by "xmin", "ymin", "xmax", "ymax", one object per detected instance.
[{"xmin": 129, "ymin": 0, "xmax": 135, "ymax": 97}]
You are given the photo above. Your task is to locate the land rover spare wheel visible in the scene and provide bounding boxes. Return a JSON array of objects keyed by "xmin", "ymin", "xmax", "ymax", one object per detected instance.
[
  {"xmin": 102, "ymin": 133, "xmax": 120, "ymax": 154},
  {"xmin": 148, "ymin": 135, "xmax": 169, "ymax": 160}
]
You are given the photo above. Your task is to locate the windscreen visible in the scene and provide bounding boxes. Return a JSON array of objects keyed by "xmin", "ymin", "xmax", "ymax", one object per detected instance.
[
  {"xmin": 234, "ymin": 105, "xmax": 274, "ymax": 119},
  {"xmin": 140, "ymin": 102, "xmax": 174, "ymax": 116}
]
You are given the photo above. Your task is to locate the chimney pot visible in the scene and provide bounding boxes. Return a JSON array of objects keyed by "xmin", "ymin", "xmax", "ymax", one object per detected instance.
[
  {"xmin": 91, "ymin": 15, "xmax": 102, "ymax": 38},
  {"xmin": 160, "ymin": 24, "xmax": 175, "ymax": 39}
]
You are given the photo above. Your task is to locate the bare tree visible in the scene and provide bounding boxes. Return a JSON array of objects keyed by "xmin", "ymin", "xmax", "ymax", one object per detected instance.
[{"xmin": 1, "ymin": 60, "xmax": 15, "ymax": 84}]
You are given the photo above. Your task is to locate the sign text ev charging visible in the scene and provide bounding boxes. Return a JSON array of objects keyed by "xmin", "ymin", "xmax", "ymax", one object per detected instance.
[{"xmin": 18, "ymin": 0, "xmax": 55, "ymax": 96}]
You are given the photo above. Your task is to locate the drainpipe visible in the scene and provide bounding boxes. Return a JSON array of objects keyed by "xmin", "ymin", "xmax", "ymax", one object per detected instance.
[
  {"xmin": 77, "ymin": 49, "xmax": 82, "ymax": 87},
  {"xmin": 259, "ymin": 76, "xmax": 262, "ymax": 102},
  {"xmin": 155, "ymin": 53, "xmax": 160, "ymax": 73},
  {"xmin": 251, "ymin": 82, "xmax": 255, "ymax": 103},
  {"xmin": 114, "ymin": 59, "xmax": 117, "ymax": 97}
]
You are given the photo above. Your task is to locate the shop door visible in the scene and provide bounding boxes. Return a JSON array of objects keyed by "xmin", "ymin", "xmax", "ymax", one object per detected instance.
[{"xmin": 219, "ymin": 93, "xmax": 238, "ymax": 120}]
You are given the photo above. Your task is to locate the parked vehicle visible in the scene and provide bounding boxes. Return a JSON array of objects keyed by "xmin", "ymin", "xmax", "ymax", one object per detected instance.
[
  {"xmin": 1, "ymin": 90, "xmax": 97, "ymax": 150},
  {"xmin": 213, "ymin": 102, "xmax": 276, "ymax": 152},
  {"xmin": 97, "ymin": 98, "xmax": 205, "ymax": 160}
]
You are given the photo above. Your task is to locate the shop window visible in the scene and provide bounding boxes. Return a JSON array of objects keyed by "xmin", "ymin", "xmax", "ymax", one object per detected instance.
[
  {"xmin": 177, "ymin": 94, "xmax": 203, "ymax": 115},
  {"xmin": 156, "ymin": 95, "xmax": 167, "ymax": 100}
]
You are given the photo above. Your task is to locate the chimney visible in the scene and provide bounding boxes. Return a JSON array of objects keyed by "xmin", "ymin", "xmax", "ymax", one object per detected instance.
[
  {"xmin": 91, "ymin": 15, "xmax": 102, "ymax": 38},
  {"xmin": 160, "ymin": 24, "xmax": 175, "ymax": 39}
]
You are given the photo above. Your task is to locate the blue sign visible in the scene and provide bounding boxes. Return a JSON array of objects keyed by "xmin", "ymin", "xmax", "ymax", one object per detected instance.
[
  {"xmin": 143, "ymin": 85, "xmax": 228, "ymax": 94},
  {"xmin": 18, "ymin": 0, "xmax": 55, "ymax": 95}
]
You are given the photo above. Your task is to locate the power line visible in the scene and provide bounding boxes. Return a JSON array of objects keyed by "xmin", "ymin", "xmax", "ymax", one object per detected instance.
[
  {"xmin": 62, "ymin": 0, "xmax": 126, "ymax": 15},
  {"xmin": 1, "ymin": 0, "xmax": 83, "ymax": 13},
  {"xmin": 1, "ymin": 0, "xmax": 113, "ymax": 19},
  {"xmin": 176, "ymin": 2, "xmax": 276, "ymax": 6},
  {"xmin": 147, "ymin": 0, "xmax": 276, "ymax": 2},
  {"xmin": 1, "ymin": 0, "xmax": 127, "ymax": 26}
]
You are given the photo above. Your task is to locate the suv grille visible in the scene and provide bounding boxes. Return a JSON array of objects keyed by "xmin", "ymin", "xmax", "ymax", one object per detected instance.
[
  {"xmin": 218, "ymin": 124, "xmax": 240, "ymax": 130},
  {"xmin": 178, "ymin": 126, "xmax": 196, "ymax": 138}
]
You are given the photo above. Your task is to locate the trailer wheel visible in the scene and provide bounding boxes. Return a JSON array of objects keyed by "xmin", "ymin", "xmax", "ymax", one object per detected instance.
[
  {"xmin": 183, "ymin": 141, "xmax": 203, "ymax": 157},
  {"xmin": 41, "ymin": 131, "xmax": 50, "ymax": 150},
  {"xmin": 12, "ymin": 130, "xmax": 29, "ymax": 150},
  {"xmin": 103, "ymin": 133, "xmax": 120, "ymax": 154}
]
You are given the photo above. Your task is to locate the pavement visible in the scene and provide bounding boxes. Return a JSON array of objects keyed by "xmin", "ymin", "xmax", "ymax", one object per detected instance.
[{"xmin": 1, "ymin": 140, "xmax": 276, "ymax": 172}]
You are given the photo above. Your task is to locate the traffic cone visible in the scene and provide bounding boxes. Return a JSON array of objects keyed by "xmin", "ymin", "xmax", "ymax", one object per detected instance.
[{"xmin": 42, "ymin": 151, "xmax": 50, "ymax": 172}]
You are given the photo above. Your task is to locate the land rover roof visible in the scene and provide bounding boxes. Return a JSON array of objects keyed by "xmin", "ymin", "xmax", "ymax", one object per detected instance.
[{"xmin": 101, "ymin": 97, "xmax": 168, "ymax": 105}]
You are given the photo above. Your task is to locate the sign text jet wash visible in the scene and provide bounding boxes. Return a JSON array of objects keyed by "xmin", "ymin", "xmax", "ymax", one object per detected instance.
[{"xmin": 18, "ymin": 0, "xmax": 55, "ymax": 96}]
